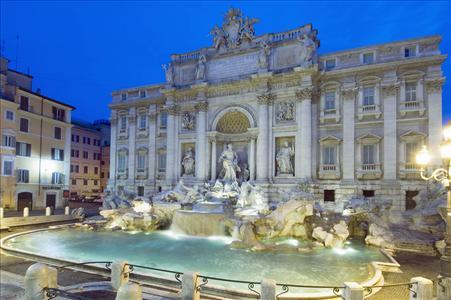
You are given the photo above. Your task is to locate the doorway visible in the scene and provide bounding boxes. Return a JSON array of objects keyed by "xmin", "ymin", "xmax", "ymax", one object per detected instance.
[
  {"xmin": 17, "ymin": 192, "xmax": 33, "ymax": 211},
  {"xmin": 46, "ymin": 194, "xmax": 56, "ymax": 210}
]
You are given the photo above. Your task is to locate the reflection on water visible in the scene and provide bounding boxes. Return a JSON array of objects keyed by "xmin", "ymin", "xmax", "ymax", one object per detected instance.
[{"xmin": 5, "ymin": 228, "xmax": 388, "ymax": 293}]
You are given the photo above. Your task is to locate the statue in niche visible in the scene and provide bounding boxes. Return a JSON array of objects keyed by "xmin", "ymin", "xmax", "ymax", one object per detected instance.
[
  {"xmin": 162, "ymin": 64, "xmax": 174, "ymax": 86},
  {"xmin": 277, "ymin": 102, "xmax": 295, "ymax": 122},
  {"xmin": 276, "ymin": 140, "xmax": 295, "ymax": 175},
  {"xmin": 297, "ymin": 34, "xmax": 317, "ymax": 68},
  {"xmin": 182, "ymin": 112, "xmax": 195, "ymax": 130},
  {"xmin": 182, "ymin": 147, "xmax": 195, "ymax": 176},
  {"xmin": 210, "ymin": 25, "xmax": 227, "ymax": 50},
  {"xmin": 195, "ymin": 55, "xmax": 207, "ymax": 81},
  {"xmin": 258, "ymin": 40, "xmax": 270, "ymax": 69},
  {"xmin": 240, "ymin": 163, "xmax": 250, "ymax": 182},
  {"xmin": 218, "ymin": 143, "xmax": 241, "ymax": 182}
]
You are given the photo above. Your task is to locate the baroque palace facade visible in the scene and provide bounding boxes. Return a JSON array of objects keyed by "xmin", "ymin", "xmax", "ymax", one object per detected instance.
[{"xmin": 109, "ymin": 9, "xmax": 445, "ymax": 211}]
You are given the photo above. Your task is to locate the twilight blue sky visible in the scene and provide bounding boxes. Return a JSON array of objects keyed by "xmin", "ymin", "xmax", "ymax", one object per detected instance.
[{"xmin": 1, "ymin": 1, "xmax": 450, "ymax": 122}]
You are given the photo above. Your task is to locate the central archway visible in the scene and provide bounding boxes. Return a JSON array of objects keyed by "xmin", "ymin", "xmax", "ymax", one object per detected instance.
[{"xmin": 216, "ymin": 111, "xmax": 250, "ymax": 134}]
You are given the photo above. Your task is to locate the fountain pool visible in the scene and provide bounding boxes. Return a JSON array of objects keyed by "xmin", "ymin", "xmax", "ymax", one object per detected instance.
[{"xmin": 1, "ymin": 226, "xmax": 392, "ymax": 297}]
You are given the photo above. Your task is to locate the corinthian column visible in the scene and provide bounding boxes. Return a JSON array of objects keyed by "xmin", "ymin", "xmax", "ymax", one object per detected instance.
[
  {"xmin": 128, "ymin": 107, "xmax": 136, "ymax": 186},
  {"xmin": 382, "ymin": 83, "xmax": 399, "ymax": 180},
  {"xmin": 165, "ymin": 104, "xmax": 178, "ymax": 186},
  {"xmin": 256, "ymin": 92, "xmax": 274, "ymax": 181},
  {"xmin": 195, "ymin": 100, "xmax": 208, "ymax": 181},
  {"xmin": 296, "ymin": 88, "xmax": 313, "ymax": 179},
  {"xmin": 108, "ymin": 111, "xmax": 118, "ymax": 190},
  {"xmin": 148, "ymin": 105, "xmax": 157, "ymax": 186},
  {"xmin": 426, "ymin": 78, "xmax": 444, "ymax": 168},
  {"xmin": 342, "ymin": 88, "xmax": 357, "ymax": 181}
]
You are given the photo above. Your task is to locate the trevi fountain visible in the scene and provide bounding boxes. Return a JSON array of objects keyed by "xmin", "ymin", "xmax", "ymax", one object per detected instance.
[{"xmin": 1, "ymin": 141, "xmax": 446, "ymax": 298}]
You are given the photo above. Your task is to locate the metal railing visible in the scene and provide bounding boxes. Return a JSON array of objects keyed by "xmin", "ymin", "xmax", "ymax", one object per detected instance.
[
  {"xmin": 363, "ymin": 281, "xmax": 418, "ymax": 298},
  {"xmin": 275, "ymin": 283, "xmax": 345, "ymax": 299},
  {"xmin": 44, "ymin": 287, "xmax": 92, "ymax": 300},
  {"xmin": 197, "ymin": 274, "xmax": 261, "ymax": 297},
  {"xmin": 125, "ymin": 263, "xmax": 183, "ymax": 286}
]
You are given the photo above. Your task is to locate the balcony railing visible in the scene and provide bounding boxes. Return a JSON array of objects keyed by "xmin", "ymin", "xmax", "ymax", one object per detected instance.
[
  {"xmin": 404, "ymin": 163, "xmax": 418, "ymax": 170},
  {"xmin": 321, "ymin": 164, "xmax": 337, "ymax": 171},
  {"xmin": 399, "ymin": 100, "xmax": 425, "ymax": 117},
  {"xmin": 362, "ymin": 164, "xmax": 377, "ymax": 171},
  {"xmin": 362, "ymin": 104, "xmax": 376, "ymax": 112}
]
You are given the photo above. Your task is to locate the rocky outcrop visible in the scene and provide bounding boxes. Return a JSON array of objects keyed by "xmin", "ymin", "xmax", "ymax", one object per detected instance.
[
  {"xmin": 312, "ymin": 221, "xmax": 350, "ymax": 248},
  {"xmin": 364, "ymin": 223, "xmax": 395, "ymax": 249}
]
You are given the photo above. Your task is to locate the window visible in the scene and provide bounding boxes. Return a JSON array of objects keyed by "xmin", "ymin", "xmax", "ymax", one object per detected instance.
[
  {"xmin": 94, "ymin": 167, "xmax": 99, "ymax": 174},
  {"xmin": 51, "ymin": 172, "xmax": 64, "ymax": 184},
  {"xmin": 140, "ymin": 90, "xmax": 146, "ymax": 98},
  {"xmin": 54, "ymin": 127, "xmax": 62, "ymax": 140},
  {"xmin": 51, "ymin": 148, "xmax": 64, "ymax": 161},
  {"xmin": 16, "ymin": 142, "xmax": 31, "ymax": 156},
  {"xmin": 52, "ymin": 107, "xmax": 65, "ymax": 121},
  {"xmin": 362, "ymin": 144, "xmax": 375, "ymax": 164},
  {"xmin": 324, "ymin": 190, "xmax": 335, "ymax": 202},
  {"xmin": 137, "ymin": 153, "xmax": 146, "ymax": 171},
  {"xmin": 84, "ymin": 166, "xmax": 88, "ymax": 174},
  {"xmin": 75, "ymin": 165, "xmax": 79, "ymax": 173},
  {"xmin": 324, "ymin": 92, "xmax": 335, "ymax": 110},
  {"xmin": 404, "ymin": 46, "xmax": 416, "ymax": 58},
  {"xmin": 83, "ymin": 151, "xmax": 88, "ymax": 159},
  {"xmin": 363, "ymin": 52, "xmax": 374, "ymax": 64},
  {"xmin": 158, "ymin": 153, "xmax": 166, "ymax": 172},
  {"xmin": 101, "ymin": 160, "xmax": 105, "ymax": 165},
  {"xmin": 405, "ymin": 83, "xmax": 417, "ymax": 102},
  {"xmin": 20, "ymin": 96, "xmax": 29, "ymax": 111},
  {"xmin": 71, "ymin": 134, "xmax": 75, "ymax": 142},
  {"xmin": 139, "ymin": 115, "xmax": 147, "ymax": 130},
  {"xmin": 71, "ymin": 179, "xmax": 77, "ymax": 185},
  {"xmin": 325, "ymin": 59, "xmax": 336, "ymax": 71},
  {"xmin": 86, "ymin": 137, "xmax": 90, "ymax": 145},
  {"xmin": 2, "ymin": 160, "xmax": 13, "ymax": 176},
  {"xmin": 83, "ymin": 137, "xmax": 86, "ymax": 144},
  {"xmin": 83, "ymin": 179, "xmax": 88, "ymax": 186},
  {"xmin": 405, "ymin": 142, "xmax": 420, "ymax": 164},
  {"xmin": 363, "ymin": 190, "xmax": 375, "ymax": 198},
  {"xmin": 405, "ymin": 191, "xmax": 419, "ymax": 210},
  {"xmin": 71, "ymin": 149, "xmax": 80, "ymax": 158},
  {"xmin": 118, "ymin": 153, "xmax": 127, "ymax": 172},
  {"xmin": 75, "ymin": 135, "xmax": 79, "ymax": 143},
  {"xmin": 94, "ymin": 180, "xmax": 98, "ymax": 186},
  {"xmin": 137, "ymin": 186, "xmax": 144, "ymax": 196},
  {"xmin": 5, "ymin": 110, "xmax": 14, "ymax": 121},
  {"xmin": 2, "ymin": 135, "xmax": 16, "ymax": 148},
  {"xmin": 20, "ymin": 118, "xmax": 29, "ymax": 132},
  {"xmin": 17, "ymin": 169, "xmax": 29, "ymax": 183},
  {"xmin": 121, "ymin": 93, "xmax": 127, "ymax": 101},
  {"xmin": 160, "ymin": 112, "xmax": 168, "ymax": 129},
  {"xmin": 100, "ymin": 172, "xmax": 105, "ymax": 178},
  {"xmin": 70, "ymin": 165, "xmax": 74, "ymax": 173},
  {"xmin": 363, "ymin": 87, "xmax": 375, "ymax": 106},
  {"xmin": 120, "ymin": 117, "xmax": 127, "ymax": 130},
  {"xmin": 322, "ymin": 146, "xmax": 335, "ymax": 165}
]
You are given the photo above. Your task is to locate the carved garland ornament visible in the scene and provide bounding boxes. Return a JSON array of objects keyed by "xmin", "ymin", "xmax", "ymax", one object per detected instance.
[
  {"xmin": 340, "ymin": 88, "xmax": 357, "ymax": 101},
  {"xmin": 426, "ymin": 79, "xmax": 445, "ymax": 94},
  {"xmin": 296, "ymin": 87, "xmax": 314, "ymax": 101},
  {"xmin": 382, "ymin": 84, "xmax": 400, "ymax": 97},
  {"xmin": 194, "ymin": 101, "xmax": 209, "ymax": 112},
  {"xmin": 166, "ymin": 105, "xmax": 180, "ymax": 116}
]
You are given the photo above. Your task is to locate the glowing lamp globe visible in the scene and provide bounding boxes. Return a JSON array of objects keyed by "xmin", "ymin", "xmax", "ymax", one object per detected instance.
[
  {"xmin": 443, "ymin": 121, "xmax": 451, "ymax": 142},
  {"xmin": 416, "ymin": 146, "xmax": 431, "ymax": 167}
]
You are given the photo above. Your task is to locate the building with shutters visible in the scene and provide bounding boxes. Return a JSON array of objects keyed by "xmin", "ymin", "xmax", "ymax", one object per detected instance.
[{"xmin": 0, "ymin": 57, "xmax": 75, "ymax": 210}]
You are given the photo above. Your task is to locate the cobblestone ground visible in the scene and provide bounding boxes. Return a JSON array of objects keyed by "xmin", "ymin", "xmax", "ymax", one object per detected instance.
[{"xmin": 368, "ymin": 252, "xmax": 440, "ymax": 300}]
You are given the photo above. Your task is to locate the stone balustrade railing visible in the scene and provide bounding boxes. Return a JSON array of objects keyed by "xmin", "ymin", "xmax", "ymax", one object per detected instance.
[{"xmin": 22, "ymin": 261, "xmax": 447, "ymax": 300}]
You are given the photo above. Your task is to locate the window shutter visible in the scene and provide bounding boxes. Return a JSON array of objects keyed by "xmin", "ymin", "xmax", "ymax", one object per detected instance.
[
  {"xmin": 25, "ymin": 170, "xmax": 29, "ymax": 183},
  {"xmin": 60, "ymin": 150, "xmax": 64, "ymax": 161},
  {"xmin": 51, "ymin": 148, "xmax": 55, "ymax": 160},
  {"xmin": 26, "ymin": 144, "xmax": 31, "ymax": 156},
  {"xmin": 51, "ymin": 172, "xmax": 55, "ymax": 184},
  {"xmin": 16, "ymin": 142, "xmax": 20, "ymax": 155}
]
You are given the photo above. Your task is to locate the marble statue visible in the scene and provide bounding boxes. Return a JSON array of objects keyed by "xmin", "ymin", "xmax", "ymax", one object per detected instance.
[
  {"xmin": 276, "ymin": 140, "xmax": 295, "ymax": 175},
  {"xmin": 210, "ymin": 25, "xmax": 227, "ymax": 50},
  {"xmin": 182, "ymin": 112, "xmax": 195, "ymax": 130},
  {"xmin": 162, "ymin": 64, "xmax": 174, "ymax": 85},
  {"xmin": 240, "ymin": 16, "xmax": 259, "ymax": 43},
  {"xmin": 258, "ymin": 40, "xmax": 270, "ymax": 69},
  {"xmin": 182, "ymin": 147, "xmax": 195, "ymax": 175},
  {"xmin": 276, "ymin": 102, "xmax": 295, "ymax": 121},
  {"xmin": 240, "ymin": 163, "xmax": 250, "ymax": 182},
  {"xmin": 195, "ymin": 55, "xmax": 207, "ymax": 81},
  {"xmin": 297, "ymin": 34, "xmax": 316, "ymax": 68},
  {"xmin": 218, "ymin": 143, "xmax": 241, "ymax": 182}
]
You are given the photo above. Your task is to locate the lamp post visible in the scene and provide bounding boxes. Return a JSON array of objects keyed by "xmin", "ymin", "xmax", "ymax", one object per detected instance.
[{"xmin": 416, "ymin": 121, "xmax": 451, "ymax": 297}]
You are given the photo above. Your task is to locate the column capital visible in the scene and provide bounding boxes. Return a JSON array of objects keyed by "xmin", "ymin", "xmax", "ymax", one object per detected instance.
[
  {"xmin": 340, "ymin": 88, "xmax": 358, "ymax": 101},
  {"xmin": 382, "ymin": 83, "xmax": 400, "ymax": 97},
  {"xmin": 165, "ymin": 104, "xmax": 180, "ymax": 116},
  {"xmin": 127, "ymin": 114, "xmax": 136, "ymax": 124},
  {"xmin": 194, "ymin": 101, "xmax": 208, "ymax": 112},
  {"xmin": 257, "ymin": 92, "xmax": 275, "ymax": 105},
  {"xmin": 295, "ymin": 87, "xmax": 315, "ymax": 101},
  {"xmin": 426, "ymin": 78, "xmax": 445, "ymax": 94}
]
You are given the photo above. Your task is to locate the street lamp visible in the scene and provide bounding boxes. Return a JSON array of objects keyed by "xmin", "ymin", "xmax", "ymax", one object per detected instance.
[{"xmin": 416, "ymin": 121, "xmax": 451, "ymax": 285}]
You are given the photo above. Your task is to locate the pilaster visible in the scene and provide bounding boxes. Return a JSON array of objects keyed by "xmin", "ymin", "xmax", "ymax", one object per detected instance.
[
  {"xmin": 195, "ymin": 98, "xmax": 208, "ymax": 181},
  {"xmin": 109, "ymin": 111, "xmax": 118, "ymax": 190},
  {"xmin": 342, "ymin": 87, "xmax": 357, "ymax": 180},
  {"xmin": 296, "ymin": 86, "xmax": 313, "ymax": 179},
  {"xmin": 165, "ymin": 103, "xmax": 179, "ymax": 186},
  {"xmin": 148, "ymin": 105, "xmax": 157, "ymax": 187},
  {"xmin": 382, "ymin": 82, "xmax": 400, "ymax": 180},
  {"xmin": 127, "ymin": 107, "xmax": 136, "ymax": 187},
  {"xmin": 256, "ymin": 92, "xmax": 274, "ymax": 181},
  {"xmin": 426, "ymin": 78, "xmax": 444, "ymax": 168}
]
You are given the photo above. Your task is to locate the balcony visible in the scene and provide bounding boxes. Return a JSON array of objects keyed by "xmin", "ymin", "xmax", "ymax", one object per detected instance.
[
  {"xmin": 118, "ymin": 128, "xmax": 129, "ymax": 140},
  {"xmin": 320, "ymin": 109, "xmax": 340, "ymax": 124},
  {"xmin": 136, "ymin": 168, "xmax": 148, "ymax": 180},
  {"xmin": 117, "ymin": 168, "xmax": 128, "ymax": 180},
  {"xmin": 399, "ymin": 100, "xmax": 425, "ymax": 117},
  {"xmin": 318, "ymin": 164, "xmax": 341, "ymax": 180},
  {"xmin": 357, "ymin": 104, "xmax": 381, "ymax": 120},
  {"xmin": 399, "ymin": 162, "xmax": 421, "ymax": 179},
  {"xmin": 137, "ymin": 128, "xmax": 148, "ymax": 138},
  {"xmin": 356, "ymin": 163, "xmax": 382, "ymax": 179}
]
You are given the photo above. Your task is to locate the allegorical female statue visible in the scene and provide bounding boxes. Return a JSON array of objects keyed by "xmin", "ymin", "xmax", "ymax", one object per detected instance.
[
  {"xmin": 162, "ymin": 63, "xmax": 174, "ymax": 86},
  {"xmin": 182, "ymin": 147, "xmax": 195, "ymax": 176},
  {"xmin": 276, "ymin": 140, "xmax": 295, "ymax": 175},
  {"xmin": 195, "ymin": 55, "xmax": 207, "ymax": 81},
  {"xmin": 218, "ymin": 143, "xmax": 241, "ymax": 182}
]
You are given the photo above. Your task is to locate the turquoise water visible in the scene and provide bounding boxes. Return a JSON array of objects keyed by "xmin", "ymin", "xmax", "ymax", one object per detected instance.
[{"xmin": 5, "ymin": 228, "xmax": 388, "ymax": 293}]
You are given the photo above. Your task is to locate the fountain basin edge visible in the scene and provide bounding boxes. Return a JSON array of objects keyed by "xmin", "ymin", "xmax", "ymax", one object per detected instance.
[{"xmin": 0, "ymin": 225, "xmax": 400, "ymax": 299}]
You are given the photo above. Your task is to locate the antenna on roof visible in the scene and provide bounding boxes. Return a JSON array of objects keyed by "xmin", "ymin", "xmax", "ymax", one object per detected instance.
[{"xmin": 15, "ymin": 34, "xmax": 20, "ymax": 70}]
